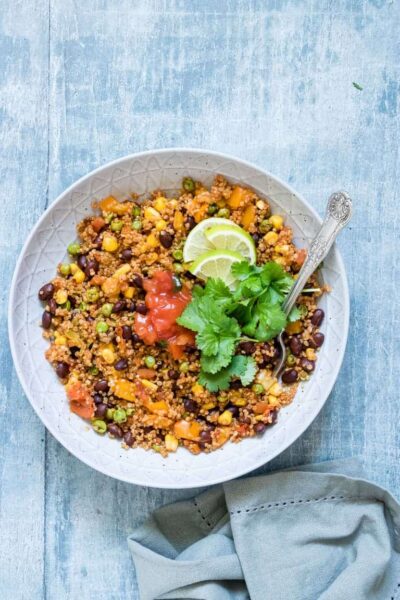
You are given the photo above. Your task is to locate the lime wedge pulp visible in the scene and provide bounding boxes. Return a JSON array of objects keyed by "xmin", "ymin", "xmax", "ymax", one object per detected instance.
[
  {"xmin": 204, "ymin": 224, "xmax": 256, "ymax": 264},
  {"xmin": 183, "ymin": 217, "xmax": 241, "ymax": 263},
  {"xmin": 189, "ymin": 249, "xmax": 244, "ymax": 288}
]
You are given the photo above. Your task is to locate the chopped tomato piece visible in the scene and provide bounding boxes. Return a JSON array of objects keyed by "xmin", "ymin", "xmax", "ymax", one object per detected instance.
[{"xmin": 66, "ymin": 382, "xmax": 95, "ymax": 419}]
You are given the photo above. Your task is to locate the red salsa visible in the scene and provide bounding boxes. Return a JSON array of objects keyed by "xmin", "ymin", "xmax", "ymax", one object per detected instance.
[{"xmin": 134, "ymin": 271, "xmax": 195, "ymax": 359}]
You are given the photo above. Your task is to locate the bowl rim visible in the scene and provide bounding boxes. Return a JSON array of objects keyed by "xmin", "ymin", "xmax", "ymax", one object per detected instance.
[{"xmin": 8, "ymin": 147, "xmax": 350, "ymax": 488}]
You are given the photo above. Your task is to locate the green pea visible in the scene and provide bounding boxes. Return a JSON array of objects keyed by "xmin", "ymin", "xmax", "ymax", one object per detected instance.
[
  {"xmin": 126, "ymin": 408, "xmax": 135, "ymax": 416},
  {"xmin": 182, "ymin": 177, "xmax": 195, "ymax": 192},
  {"xmin": 179, "ymin": 361, "xmax": 189, "ymax": 373},
  {"xmin": 207, "ymin": 203, "xmax": 218, "ymax": 215},
  {"xmin": 299, "ymin": 371, "xmax": 309, "ymax": 381},
  {"xmin": 132, "ymin": 219, "xmax": 142, "ymax": 231},
  {"xmin": 101, "ymin": 303, "xmax": 114, "ymax": 317},
  {"xmin": 132, "ymin": 206, "xmax": 141, "ymax": 217},
  {"xmin": 67, "ymin": 242, "xmax": 81, "ymax": 255},
  {"xmin": 59, "ymin": 263, "xmax": 71, "ymax": 277},
  {"xmin": 110, "ymin": 219, "xmax": 123, "ymax": 232},
  {"xmin": 105, "ymin": 212, "xmax": 115, "ymax": 224},
  {"xmin": 96, "ymin": 321, "xmax": 109, "ymax": 334},
  {"xmin": 152, "ymin": 444, "xmax": 162, "ymax": 453},
  {"xmin": 173, "ymin": 262, "xmax": 185, "ymax": 273},
  {"xmin": 62, "ymin": 300, "xmax": 71, "ymax": 311},
  {"xmin": 172, "ymin": 248, "xmax": 183, "ymax": 261},
  {"xmin": 144, "ymin": 355, "xmax": 156, "ymax": 368},
  {"xmin": 92, "ymin": 419, "xmax": 107, "ymax": 434},
  {"xmin": 113, "ymin": 408, "xmax": 127, "ymax": 423},
  {"xmin": 252, "ymin": 383, "xmax": 265, "ymax": 395},
  {"xmin": 86, "ymin": 287, "xmax": 100, "ymax": 303},
  {"xmin": 106, "ymin": 408, "xmax": 115, "ymax": 420},
  {"xmin": 217, "ymin": 208, "xmax": 230, "ymax": 218},
  {"xmin": 286, "ymin": 354, "xmax": 296, "ymax": 366},
  {"xmin": 78, "ymin": 302, "xmax": 88, "ymax": 311},
  {"xmin": 259, "ymin": 219, "xmax": 272, "ymax": 233},
  {"xmin": 89, "ymin": 366, "xmax": 99, "ymax": 375}
]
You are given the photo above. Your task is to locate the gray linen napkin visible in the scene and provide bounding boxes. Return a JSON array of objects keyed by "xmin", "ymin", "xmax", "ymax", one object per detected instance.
[{"xmin": 128, "ymin": 460, "xmax": 400, "ymax": 600}]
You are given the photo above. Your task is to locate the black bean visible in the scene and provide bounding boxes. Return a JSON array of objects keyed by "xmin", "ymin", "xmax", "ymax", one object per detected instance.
[
  {"xmin": 254, "ymin": 422, "xmax": 266, "ymax": 435},
  {"xmin": 312, "ymin": 332, "xmax": 325, "ymax": 347},
  {"xmin": 227, "ymin": 405, "xmax": 239, "ymax": 418},
  {"xmin": 131, "ymin": 333, "xmax": 141, "ymax": 343},
  {"xmin": 184, "ymin": 270, "xmax": 197, "ymax": 280},
  {"xmin": 77, "ymin": 254, "xmax": 88, "ymax": 271},
  {"xmin": 48, "ymin": 298, "xmax": 57, "ymax": 315},
  {"xmin": 269, "ymin": 409, "xmax": 278, "ymax": 424},
  {"xmin": 252, "ymin": 233, "xmax": 260, "ymax": 243},
  {"xmin": 282, "ymin": 369, "xmax": 298, "ymax": 384},
  {"xmin": 239, "ymin": 341, "xmax": 256, "ymax": 355},
  {"xmin": 121, "ymin": 248, "xmax": 132, "ymax": 261},
  {"xmin": 185, "ymin": 345, "xmax": 197, "ymax": 354},
  {"xmin": 38, "ymin": 283, "xmax": 54, "ymax": 301},
  {"xmin": 68, "ymin": 295, "xmax": 76, "ymax": 308},
  {"xmin": 159, "ymin": 231, "xmax": 173, "ymax": 249},
  {"xmin": 258, "ymin": 358, "xmax": 270, "ymax": 369},
  {"xmin": 300, "ymin": 358, "xmax": 315, "ymax": 372},
  {"xmin": 95, "ymin": 403, "xmax": 108, "ymax": 418},
  {"xmin": 85, "ymin": 258, "xmax": 99, "ymax": 277},
  {"xmin": 131, "ymin": 274, "xmax": 143, "ymax": 288},
  {"xmin": 230, "ymin": 380, "xmax": 242, "ymax": 390},
  {"xmin": 123, "ymin": 431, "xmax": 134, "ymax": 447},
  {"xmin": 69, "ymin": 346, "xmax": 80, "ymax": 358},
  {"xmin": 86, "ymin": 316, "xmax": 95, "ymax": 323},
  {"xmin": 127, "ymin": 300, "xmax": 136, "ymax": 312},
  {"xmin": 55, "ymin": 361, "xmax": 69, "ymax": 379},
  {"xmin": 311, "ymin": 308, "xmax": 325, "ymax": 327},
  {"xmin": 94, "ymin": 379, "xmax": 109, "ymax": 393},
  {"xmin": 94, "ymin": 234, "xmax": 103, "ymax": 250},
  {"xmin": 168, "ymin": 369, "xmax": 179, "ymax": 380},
  {"xmin": 112, "ymin": 300, "xmax": 126, "ymax": 313},
  {"xmin": 171, "ymin": 274, "xmax": 182, "ymax": 291},
  {"xmin": 240, "ymin": 416, "xmax": 251, "ymax": 424},
  {"xmin": 93, "ymin": 394, "xmax": 103, "ymax": 405},
  {"xmin": 289, "ymin": 336, "xmax": 303, "ymax": 356},
  {"xmin": 122, "ymin": 325, "xmax": 132, "ymax": 340},
  {"xmin": 107, "ymin": 423, "xmax": 122, "ymax": 438},
  {"xmin": 199, "ymin": 429, "xmax": 212, "ymax": 443},
  {"xmin": 185, "ymin": 215, "xmax": 196, "ymax": 231},
  {"xmin": 114, "ymin": 358, "xmax": 128, "ymax": 371},
  {"xmin": 183, "ymin": 398, "xmax": 197, "ymax": 413},
  {"xmin": 42, "ymin": 311, "xmax": 52, "ymax": 329},
  {"xmin": 136, "ymin": 302, "xmax": 147, "ymax": 315}
]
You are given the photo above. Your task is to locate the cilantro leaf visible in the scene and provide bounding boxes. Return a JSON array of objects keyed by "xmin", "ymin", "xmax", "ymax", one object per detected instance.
[
  {"xmin": 177, "ymin": 300, "xmax": 205, "ymax": 332},
  {"xmin": 199, "ymin": 355, "xmax": 257, "ymax": 392},
  {"xmin": 242, "ymin": 301, "xmax": 286, "ymax": 341},
  {"xmin": 203, "ymin": 278, "xmax": 233, "ymax": 310},
  {"xmin": 288, "ymin": 304, "xmax": 308, "ymax": 322}
]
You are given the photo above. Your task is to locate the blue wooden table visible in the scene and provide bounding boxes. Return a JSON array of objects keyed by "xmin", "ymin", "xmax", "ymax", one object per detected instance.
[{"xmin": 1, "ymin": 1, "xmax": 399, "ymax": 598}]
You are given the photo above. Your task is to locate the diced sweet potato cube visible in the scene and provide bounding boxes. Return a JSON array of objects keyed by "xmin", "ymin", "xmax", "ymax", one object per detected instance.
[
  {"xmin": 228, "ymin": 186, "xmax": 247, "ymax": 209},
  {"xmin": 112, "ymin": 379, "xmax": 136, "ymax": 402},
  {"xmin": 241, "ymin": 204, "xmax": 256, "ymax": 230},
  {"xmin": 173, "ymin": 420, "xmax": 202, "ymax": 441}
]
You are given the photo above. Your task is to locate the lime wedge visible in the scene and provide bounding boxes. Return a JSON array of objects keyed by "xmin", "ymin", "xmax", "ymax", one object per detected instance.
[
  {"xmin": 183, "ymin": 217, "xmax": 240, "ymax": 263},
  {"xmin": 204, "ymin": 224, "xmax": 256, "ymax": 264},
  {"xmin": 190, "ymin": 249, "xmax": 243, "ymax": 288}
]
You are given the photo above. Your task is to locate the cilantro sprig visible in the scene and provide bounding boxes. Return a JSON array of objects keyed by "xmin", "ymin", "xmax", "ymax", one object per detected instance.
[{"xmin": 177, "ymin": 261, "xmax": 297, "ymax": 391}]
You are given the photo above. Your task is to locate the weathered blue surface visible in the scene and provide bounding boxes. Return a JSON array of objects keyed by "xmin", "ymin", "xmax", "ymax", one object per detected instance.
[{"xmin": 1, "ymin": 1, "xmax": 399, "ymax": 598}]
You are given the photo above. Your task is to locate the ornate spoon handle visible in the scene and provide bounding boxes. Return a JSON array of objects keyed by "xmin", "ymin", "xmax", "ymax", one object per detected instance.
[{"xmin": 282, "ymin": 191, "xmax": 352, "ymax": 317}]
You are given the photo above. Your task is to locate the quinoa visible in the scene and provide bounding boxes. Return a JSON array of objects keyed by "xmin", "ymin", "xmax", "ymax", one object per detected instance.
[{"xmin": 38, "ymin": 175, "xmax": 326, "ymax": 456}]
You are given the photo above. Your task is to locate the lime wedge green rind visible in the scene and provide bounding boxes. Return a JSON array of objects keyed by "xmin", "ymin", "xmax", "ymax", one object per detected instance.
[
  {"xmin": 189, "ymin": 249, "xmax": 244, "ymax": 288},
  {"xmin": 183, "ymin": 217, "xmax": 241, "ymax": 262}
]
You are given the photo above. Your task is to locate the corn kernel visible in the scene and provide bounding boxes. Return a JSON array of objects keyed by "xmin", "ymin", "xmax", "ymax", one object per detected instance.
[
  {"xmin": 154, "ymin": 196, "xmax": 167, "ymax": 212},
  {"xmin": 269, "ymin": 382, "xmax": 282, "ymax": 397},
  {"xmin": 231, "ymin": 398, "xmax": 247, "ymax": 407},
  {"xmin": 269, "ymin": 214, "xmax": 284, "ymax": 230},
  {"xmin": 191, "ymin": 383, "xmax": 204, "ymax": 396},
  {"xmin": 101, "ymin": 348, "xmax": 115, "ymax": 364},
  {"xmin": 124, "ymin": 287, "xmax": 135, "ymax": 299},
  {"xmin": 146, "ymin": 232, "xmax": 159, "ymax": 248},
  {"xmin": 165, "ymin": 433, "xmax": 178, "ymax": 452},
  {"xmin": 203, "ymin": 402, "xmax": 216, "ymax": 410},
  {"xmin": 268, "ymin": 395, "xmax": 280, "ymax": 406},
  {"xmin": 273, "ymin": 256, "xmax": 286, "ymax": 266},
  {"xmin": 155, "ymin": 219, "xmax": 167, "ymax": 231},
  {"xmin": 55, "ymin": 289, "xmax": 68, "ymax": 304},
  {"xmin": 102, "ymin": 234, "xmax": 119, "ymax": 252},
  {"xmin": 114, "ymin": 263, "xmax": 131, "ymax": 277},
  {"xmin": 275, "ymin": 244, "xmax": 290, "ymax": 255},
  {"xmin": 218, "ymin": 410, "xmax": 233, "ymax": 426},
  {"xmin": 264, "ymin": 231, "xmax": 279, "ymax": 245},
  {"xmin": 306, "ymin": 348, "xmax": 317, "ymax": 361},
  {"xmin": 73, "ymin": 268, "xmax": 86, "ymax": 283},
  {"xmin": 255, "ymin": 414, "xmax": 265, "ymax": 421},
  {"xmin": 173, "ymin": 210, "xmax": 184, "ymax": 231},
  {"xmin": 70, "ymin": 263, "xmax": 78, "ymax": 275},
  {"xmin": 140, "ymin": 378, "xmax": 158, "ymax": 391},
  {"xmin": 144, "ymin": 207, "xmax": 161, "ymax": 221},
  {"xmin": 54, "ymin": 335, "xmax": 67, "ymax": 346}
]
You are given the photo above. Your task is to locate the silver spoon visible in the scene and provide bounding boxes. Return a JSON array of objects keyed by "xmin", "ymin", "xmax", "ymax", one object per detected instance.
[{"xmin": 273, "ymin": 191, "xmax": 353, "ymax": 378}]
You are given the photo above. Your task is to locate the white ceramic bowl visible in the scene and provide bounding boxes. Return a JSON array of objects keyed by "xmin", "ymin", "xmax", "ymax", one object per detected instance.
[{"xmin": 8, "ymin": 149, "xmax": 349, "ymax": 488}]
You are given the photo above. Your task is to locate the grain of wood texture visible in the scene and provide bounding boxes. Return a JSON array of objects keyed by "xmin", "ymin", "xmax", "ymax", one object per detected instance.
[{"xmin": 1, "ymin": 0, "xmax": 399, "ymax": 598}]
